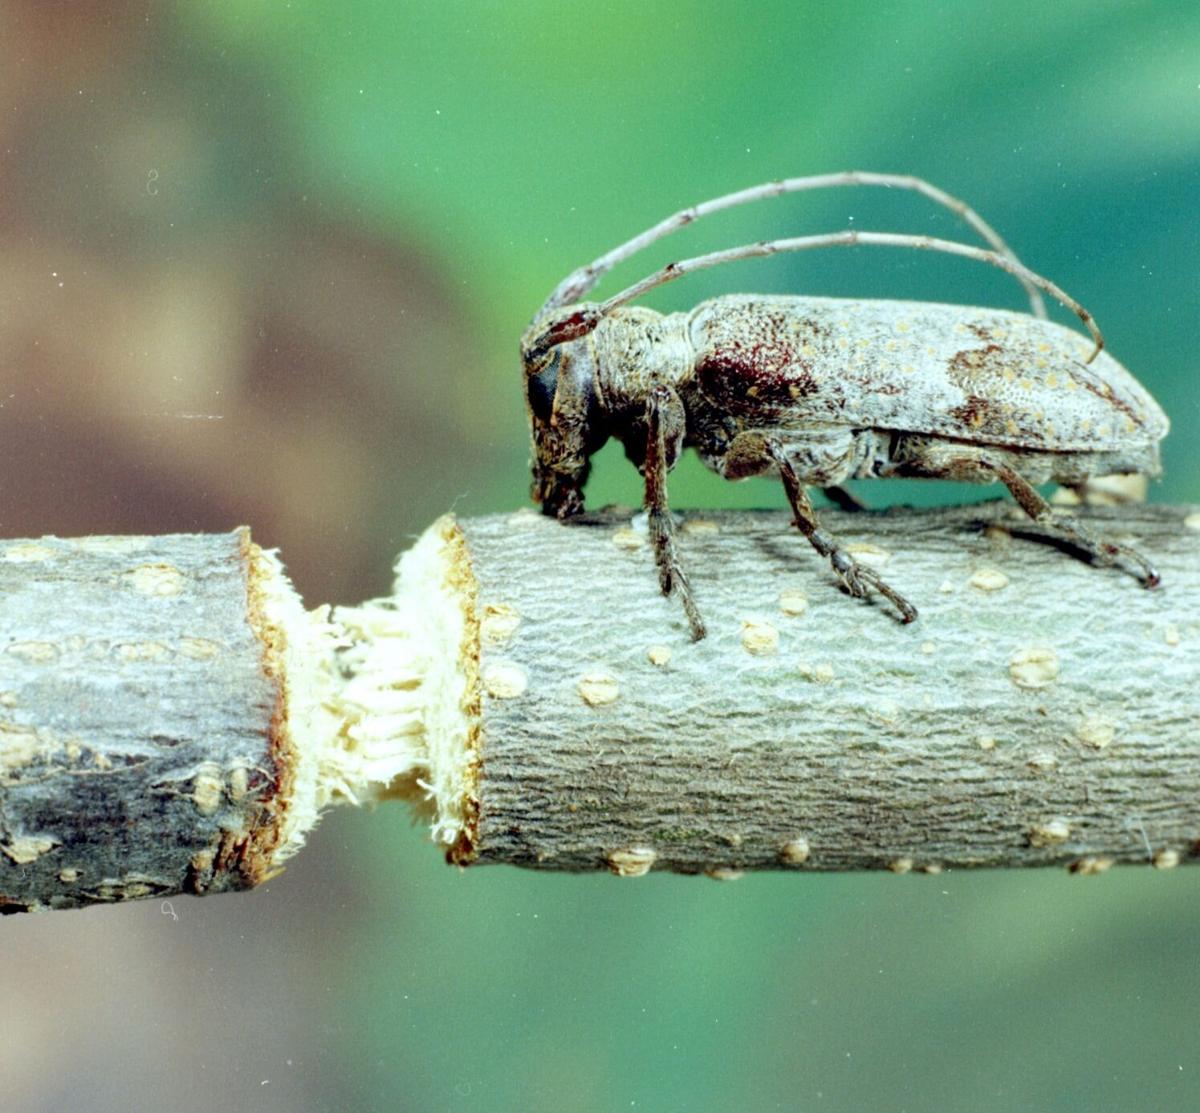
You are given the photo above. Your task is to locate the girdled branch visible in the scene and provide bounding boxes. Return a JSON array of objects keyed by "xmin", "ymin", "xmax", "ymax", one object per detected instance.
[{"xmin": 0, "ymin": 504, "xmax": 1197, "ymax": 912}]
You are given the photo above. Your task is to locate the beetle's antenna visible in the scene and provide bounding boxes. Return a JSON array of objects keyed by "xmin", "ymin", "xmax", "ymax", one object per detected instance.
[
  {"xmin": 597, "ymin": 231, "xmax": 1104, "ymax": 363},
  {"xmin": 540, "ymin": 171, "xmax": 1047, "ymax": 320}
]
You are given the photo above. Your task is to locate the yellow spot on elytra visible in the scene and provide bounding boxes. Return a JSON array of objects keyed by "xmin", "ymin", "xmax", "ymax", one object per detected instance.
[
  {"xmin": 1065, "ymin": 377, "xmax": 1078, "ymax": 390},
  {"xmin": 1045, "ymin": 371, "xmax": 1058, "ymax": 387},
  {"xmin": 1005, "ymin": 420, "xmax": 1019, "ymax": 435},
  {"xmin": 1097, "ymin": 424, "xmax": 1112, "ymax": 438},
  {"xmin": 897, "ymin": 320, "xmax": 911, "ymax": 332},
  {"xmin": 1037, "ymin": 342, "xmax": 1051, "ymax": 353},
  {"xmin": 1018, "ymin": 378, "xmax": 1035, "ymax": 392},
  {"xmin": 1035, "ymin": 358, "xmax": 1048, "ymax": 369},
  {"xmin": 1003, "ymin": 369, "xmax": 1016, "ymax": 383}
]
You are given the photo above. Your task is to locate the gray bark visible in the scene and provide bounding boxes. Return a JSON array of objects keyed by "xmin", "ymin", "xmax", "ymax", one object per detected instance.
[
  {"xmin": 461, "ymin": 504, "xmax": 1200, "ymax": 875},
  {"xmin": 2, "ymin": 505, "xmax": 1198, "ymax": 913},
  {"xmin": 0, "ymin": 531, "xmax": 285, "ymax": 912}
]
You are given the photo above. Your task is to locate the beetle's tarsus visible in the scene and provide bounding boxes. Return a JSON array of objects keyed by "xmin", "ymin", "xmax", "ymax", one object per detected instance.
[{"xmin": 834, "ymin": 553, "xmax": 919, "ymax": 623}]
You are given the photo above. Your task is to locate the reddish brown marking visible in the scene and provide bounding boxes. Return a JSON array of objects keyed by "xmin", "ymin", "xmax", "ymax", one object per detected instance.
[
  {"xmin": 948, "ymin": 395, "xmax": 1000, "ymax": 432},
  {"xmin": 697, "ymin": 341, "xmax": 816, "ymax": 411},
  {"xmin": 1070, "ymin": 363, "xmax": 1143, "ymax": 428},
  {"xmin": 946, "ymin": 344, "xmax": 1007, "ymax": 390}
]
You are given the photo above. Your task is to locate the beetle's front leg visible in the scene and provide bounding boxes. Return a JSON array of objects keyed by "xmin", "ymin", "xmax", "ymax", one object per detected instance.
[
  {"xmin": 759, "ymin": 438, "xmax": 918, "ymax": 623},
  {"xmin": 645, "ymin": 386, "xmax": 706, "ymax": 640}
]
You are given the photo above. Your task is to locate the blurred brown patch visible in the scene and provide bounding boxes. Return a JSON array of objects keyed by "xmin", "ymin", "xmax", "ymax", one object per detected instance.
[{"xmin": 0, "ymin": 0, "xmax": 500, "ymax": 605}]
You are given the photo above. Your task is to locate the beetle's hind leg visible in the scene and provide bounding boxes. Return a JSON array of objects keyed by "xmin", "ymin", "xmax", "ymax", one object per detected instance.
[
  {"xmin": 978, "ymin": 458, "xmax": 1160, "ymax": 587},
  {"xmin": 644, "ymin": 386, "xmax": 706, "ymax": 640},
  {"xmin": 762, "ymin": 440, "xmax": 918, "ymax": 623}
]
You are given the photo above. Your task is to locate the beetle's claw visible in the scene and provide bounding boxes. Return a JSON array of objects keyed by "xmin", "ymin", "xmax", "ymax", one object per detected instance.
[{"xmin": 836, "ymin": 559, "xmax": 918, "ymax": 624}]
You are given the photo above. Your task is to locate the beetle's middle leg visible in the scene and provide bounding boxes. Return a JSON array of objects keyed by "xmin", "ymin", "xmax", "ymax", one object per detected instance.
[
  {"xmin": 747, "ymin": 437, "xmax": 918, "ymax": 623},
  {"xmin": 644, "ymin": 385, "xmax": 706, "ymax": 640}
]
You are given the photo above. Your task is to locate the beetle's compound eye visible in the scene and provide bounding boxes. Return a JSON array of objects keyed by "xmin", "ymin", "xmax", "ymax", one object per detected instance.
[{"xmin": 526, "ymin": 350, "xmax": 560, "ymax": 422}]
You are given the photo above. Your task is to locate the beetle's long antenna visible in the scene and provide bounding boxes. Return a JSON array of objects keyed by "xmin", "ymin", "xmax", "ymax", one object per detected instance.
[
  {"xmin": 540, "ymin": 171, "xmax": 1047, "ymax": 320},
  {"xmin": 595, "ymin": 231, "xmax": 1104, "ymax": 363}
]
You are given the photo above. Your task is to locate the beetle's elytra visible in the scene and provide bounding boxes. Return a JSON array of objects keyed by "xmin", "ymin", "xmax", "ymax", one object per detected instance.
[{"xmin": 521, "ymin": 172, "xmax": 1168, "ymax": 639}]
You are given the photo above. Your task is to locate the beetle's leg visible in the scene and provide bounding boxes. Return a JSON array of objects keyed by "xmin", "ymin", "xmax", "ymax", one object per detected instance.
[
  {"xmin": 645, "ymin": 386, "xmax": 706, "ymax": 640},
  {"xmin": 980, "ymin": 458, "xmax": 1161, "ymax": 587},
  {"xmin": 822, "ymin": 485, "xmax": 868, "ymax": 512},
  {"xmin": 766, "ymin": 441, "xmax": 918, "ymax": 623}
]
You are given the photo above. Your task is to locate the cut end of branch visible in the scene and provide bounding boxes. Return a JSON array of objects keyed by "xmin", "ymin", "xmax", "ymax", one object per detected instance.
[{"xmin": 316, "ymin": 517, "xmax": 479, "ymax": 857}]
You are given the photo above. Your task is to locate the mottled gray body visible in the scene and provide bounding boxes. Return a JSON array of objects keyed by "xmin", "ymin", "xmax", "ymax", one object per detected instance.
[
  {"xmin": 591, "ymin": 295, "xmax": 1166, "ymax": 491},
  {"xmin": 520, "ymin": 173, "xmax": 1170, "ymax": 637}
]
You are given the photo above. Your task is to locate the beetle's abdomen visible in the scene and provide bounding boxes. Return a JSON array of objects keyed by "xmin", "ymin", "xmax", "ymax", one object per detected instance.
[{"xmin": 687, "ymin": 295, "xmax": 1168, "ymax": 454}]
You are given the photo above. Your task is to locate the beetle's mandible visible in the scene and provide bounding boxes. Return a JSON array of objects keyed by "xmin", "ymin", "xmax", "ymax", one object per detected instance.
[{"xmin": 520, "ymin": 171, "xmax": 1168, "ymax": 640}]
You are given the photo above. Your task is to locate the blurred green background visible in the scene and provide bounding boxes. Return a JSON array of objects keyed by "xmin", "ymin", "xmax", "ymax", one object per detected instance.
[{"xmin": 1, "ymin": 2, "xmax": 1197, "ymax": 1111}]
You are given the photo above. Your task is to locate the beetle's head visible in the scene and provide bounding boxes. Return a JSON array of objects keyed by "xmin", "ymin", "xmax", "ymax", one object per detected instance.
[{"xmin": 520, "ymin": 305, "xmax": 609, "ymax": 519}]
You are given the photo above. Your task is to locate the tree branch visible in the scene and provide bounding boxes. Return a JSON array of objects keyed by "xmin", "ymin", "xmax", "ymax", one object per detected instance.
[{"xmin": 2, "ymin": 504, "xmax": 1198, "ymax": 911}]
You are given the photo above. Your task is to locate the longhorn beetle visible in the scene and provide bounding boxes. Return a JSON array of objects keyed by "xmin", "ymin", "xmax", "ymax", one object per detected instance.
[{"xmin": 520, "ymin": 171, "xmax": 1168, "ymax": 640}]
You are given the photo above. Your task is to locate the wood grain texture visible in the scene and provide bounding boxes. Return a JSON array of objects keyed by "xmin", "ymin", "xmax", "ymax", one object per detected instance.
[
  {"xmin": 0, "ymin": 531, "xmax": 285, "ymax": 911},
  {"xmin": 460, "ymin": 504, "xmax": 1200, "ymax": 875}
]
